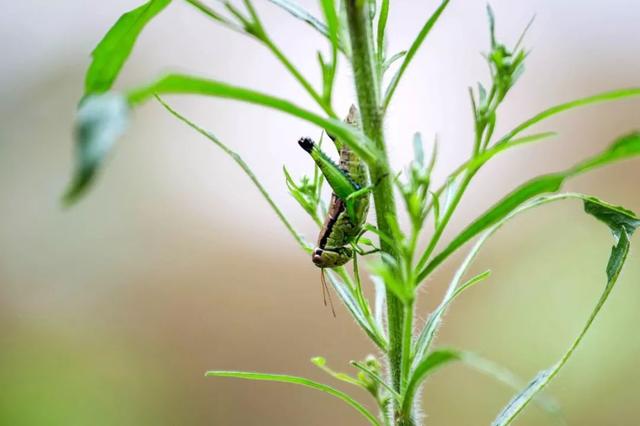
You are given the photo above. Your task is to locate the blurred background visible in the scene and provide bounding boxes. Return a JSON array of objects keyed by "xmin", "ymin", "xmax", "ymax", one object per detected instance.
[{"xmin": 1, "ymin": 0, "xmax": 639, "ymax": 425}]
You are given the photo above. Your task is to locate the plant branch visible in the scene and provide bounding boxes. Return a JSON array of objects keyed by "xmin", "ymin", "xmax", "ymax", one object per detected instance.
[{"xmin": 345, "ymin": 1, "xmax": 407, "ymax": 424}]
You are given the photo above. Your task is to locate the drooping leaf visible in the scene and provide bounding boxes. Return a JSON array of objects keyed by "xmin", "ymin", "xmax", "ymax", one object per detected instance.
[
  {"xmin": 583, "ymin": 196, "xmax": 640, "ymax": 239},
  {"xmin": 491, "ymin": 198, "xmax": 638, "ymax": 425},
  {"xmin": 126, "ymin": 73, "xmax": 377, "ymax": 164},
  {"xmin": 84, "ymin": 0, "xmax": 171, "ymax": 96},
  {"xmin": 63, "ymin": 94, "xmax": 130, "ymax": 205},
  {"xmin": 412, "ymin": 193, "xmax": 639, "ymax": 426},
  {"xmin": 205, "ymin": 370, "xmax": 381, "ymax": 426},
  {"xmin": 68, "ymin": 73, "xmax": 379, "ymax": 203}
]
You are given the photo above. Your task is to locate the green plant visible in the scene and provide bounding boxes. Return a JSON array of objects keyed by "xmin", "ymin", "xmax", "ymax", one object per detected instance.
[{"xmin": 64, "ymin": 1, "xmax": 640, "ymax": 425}]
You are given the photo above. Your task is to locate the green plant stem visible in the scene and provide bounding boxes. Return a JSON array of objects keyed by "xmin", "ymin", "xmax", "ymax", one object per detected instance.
[
  {"xmin": 344, "ymin": 1, "xmax": 407, "ymax": 424},
  {"xmin": 400, "ymin": 300, "xmax": 414, "ymax": 389},
  {"xmin": 242, "ymin": 0, "xmax": 336, "ymax": 118}
]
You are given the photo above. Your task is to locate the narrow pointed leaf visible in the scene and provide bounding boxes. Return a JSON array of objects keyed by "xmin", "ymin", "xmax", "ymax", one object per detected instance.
[
  {"xmin": 326, "ymin": 271, "xmax": 388, "ymax": 350},
  {"xmin": 401, "ymin": 349, "xmax": 460, "ymax": 416},
  {"xmin": 418, "ymin": 132, "xmax": 640, "ymax": 282},
  {"xmin": 84, "ymin": 0, "xmax": 171, "ymax": 96},
  {"xmin": 205, "ymin": 370, "xmax": 381, "ymax": 426},
  {"xmin": 267, "ymin": 0, "xmax": 345, "ymax": 52},
  {"xmin": 157, "ymin": 97, "xmax": 310, "ymax": 251},
  {"xmin": 320, "ymin": 0, "xmax": 339, "ymax": 49},
  {"xmin": 376, "ymin": 0, "xmax": 390, "ymax": 57},
  {"xmin": 126, "ymin": 74, "xmax": 377, "ymax": 164},
  {"xmin": 415, "ymin": 192, "xmax": 639, "ymax": 384},
  {"xmin": 382, "ymin": 50, "xmax": 407, "ymax": 73},
  {"xmin": 418, "ymin": 173, "xmax": 564, "ymax": 281},
  {"xmin": 461, "ymin": 352, "xmax": 566, "ymax": 424},
  {"xmin": 498, "ymin": 88, "xmax": 640, "ymax": 144},
  {"xmin": 383, "ymin": 0, "xmax": 450, "ymax": 110},
  {"xmin": 67, "ymin": 73, "xmax": 380, "ymax": 202}
]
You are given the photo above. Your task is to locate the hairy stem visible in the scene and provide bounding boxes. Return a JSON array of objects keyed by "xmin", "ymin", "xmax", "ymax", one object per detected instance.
[
  {"xmin": 344, "ymin": 1, "xmax": 410, "ymax": 424},
  {"xmin": 400, "ymin": 300, "xmax": 414, "ymax": 388}
]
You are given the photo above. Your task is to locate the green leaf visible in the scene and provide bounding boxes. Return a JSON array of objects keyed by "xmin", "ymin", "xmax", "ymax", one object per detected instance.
[
  {"xmin": 492, "ymin": 367, "xmax": 556, "ymax": 426},
  {"xmin": 351, "ymin": 360, "xmax": 401, "ymax": 401},
  {"xmin": 63, "ymin": 94, "xmax": 130, "ymax": 205},
  {"xmin": 157, "ymin": 97, "xmax": 310, "ymax": 251},
  {"xmin": 460, "ymin": 352, "xmax": 566, "ymax": 424},
  {"xmin": 376, "ymin": 0, "xmax": 390, "ymax": 59},
  {"xmin": 84, "ymin": 0, "xmax": 171, "ymax": 96},
  {"xmin": 401, "ymin": 349, "xmax": 460, "ymax": 416},
  {"xmin": 571, "ymin": 131, "xmax": 640, "ymax": 174},
  {"xmin": 371, "ymin": 276, "xmax": 387, "ymax": 334},
  {"xmin": 417, "ymin": 173, "xmax": 565, "ymax": 281},
  {"xmin": 459, "ymin": 132, "xmax": 557, "ymax": 177},
  {"xmin": 126, "ymin": 74, "xmax": 377, "ymax": 164},
  {"xmin": 491, "ymin": 197, "xmax": 638, "ymax": 425},
  {"xmin": 311, "ymin": 356, "xmax": 363, "ymax": 387},
  {"xmin": 493, "ymin": 233, "xmax": 634, "ymax": 424},
  {"xmin": 419, "ymin": 192, "xmax": 637, "ymax": 361},
  {"xmin": 267, "ymin": 0, "xmax": 341, "ymax": 49},
  {"xmin": 584, "ymin": 196, "xmax": 640, "ymax": 239},
  {"xmin": 383, "ymin": 0, "xmax": 450, "ymax": 111},
  {"xmin": 418, "ymin": 132, "xmax": 640, "ymax": 282},
  {"xmin": 184, "ymin": 0, "xmax": 240, "ymax": 31},
  {"xmin": 325, "ymin": 271, "xmax": 388, "ymax": 351},
  {"xmin": 382, "ymin": 50, "xmax": 407, "ymax": 74},
  {"xmin": 205, "ymin": 370, "xmax": 381, "ymax": 426},
  {"xmin": 498, "ymin": 88, "xmax": 640, "ymax": 144},
  {"xmin": 320, "ymin": 0, "xmax": 339, "ymax": 49}
]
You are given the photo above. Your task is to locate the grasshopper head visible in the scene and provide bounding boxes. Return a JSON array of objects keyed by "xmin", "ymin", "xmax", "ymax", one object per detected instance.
[{"xmin": 312, "ymin": 247, "xmax": 353, "ymax": 268}]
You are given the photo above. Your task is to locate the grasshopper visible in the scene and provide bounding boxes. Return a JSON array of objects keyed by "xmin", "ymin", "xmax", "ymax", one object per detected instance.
[{"xmin": 298, "ymin": 106, "xmax": 372, "ymax": 314}]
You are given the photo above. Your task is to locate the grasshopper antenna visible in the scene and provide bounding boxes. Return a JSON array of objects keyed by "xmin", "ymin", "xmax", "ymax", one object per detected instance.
[{"xmin": 320, "ymin": 269, "xmax": 337, "ymax": 318}]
